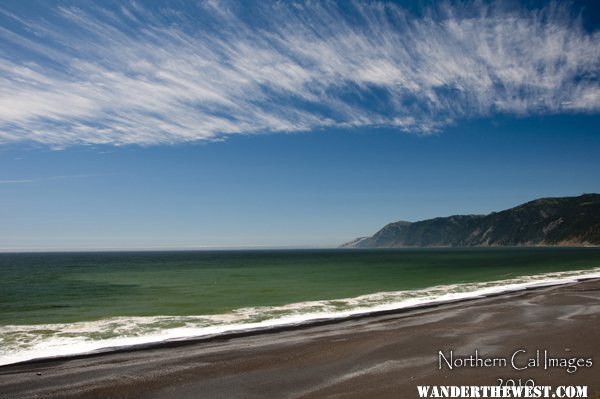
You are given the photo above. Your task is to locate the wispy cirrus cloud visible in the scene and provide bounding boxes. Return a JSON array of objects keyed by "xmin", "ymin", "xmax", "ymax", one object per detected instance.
[
  {"xmin": 0, "ymin": 179, "xmax": 33, "ymax": 184},
  {"xmin": 0, "ymin": 173, "xmax": 112, "ymax": 184},
  {"xmin": 0, "ymin": 0, "xmax": 598, "ymax": 147}
]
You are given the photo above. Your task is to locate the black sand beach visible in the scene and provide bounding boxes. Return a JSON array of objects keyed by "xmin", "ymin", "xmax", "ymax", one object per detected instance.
[{"xmin": 1, "ymin": 279, "xmax": 599, "ymax": 399}]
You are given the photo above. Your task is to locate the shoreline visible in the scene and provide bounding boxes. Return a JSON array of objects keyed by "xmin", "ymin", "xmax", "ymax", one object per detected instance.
[
  {"xmin": 2, "ymin": 269, "xmax": 600, "ymax": 368},
  {"xmin": 1, "ymin": 278, "xmax": 599, "ymax": 398}
]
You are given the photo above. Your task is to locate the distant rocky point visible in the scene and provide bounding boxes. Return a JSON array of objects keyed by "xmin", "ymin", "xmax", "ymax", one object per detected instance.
[{"xmin": 341, "ymin": 194, "xmax": 600, "ymax": 248}]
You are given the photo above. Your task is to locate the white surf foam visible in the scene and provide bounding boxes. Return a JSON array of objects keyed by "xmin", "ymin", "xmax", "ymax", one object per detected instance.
[{"xmin": 1, "ymin": 267, "xmax": 599, "ymax": 366}]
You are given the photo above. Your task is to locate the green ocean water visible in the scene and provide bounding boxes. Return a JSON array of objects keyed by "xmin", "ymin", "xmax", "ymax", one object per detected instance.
[
  {"xmin": 1, "ymin": 248, "xmax": 600, "ymax": 364},
  {"xmin": 2, "ymin": 248, "xmax": 600, "ymax": 325}
]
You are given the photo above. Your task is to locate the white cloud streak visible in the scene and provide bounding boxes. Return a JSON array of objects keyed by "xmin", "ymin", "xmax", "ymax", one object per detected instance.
[
  {"xmin": 0, "ymin": 1, "xmax": 598, "ymax": 146},
  {"xmin": 0, "ymin": 174, "xmax": 110, "ymax": 185},
  {"xmin": 0, "ymin": 179, "xmax": 33, "ymax": 184}
]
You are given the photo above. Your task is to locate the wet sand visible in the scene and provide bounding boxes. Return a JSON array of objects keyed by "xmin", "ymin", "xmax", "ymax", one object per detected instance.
[{"xmin": 1, "ymin": 279, "xmax": 599, "ymax": 398}]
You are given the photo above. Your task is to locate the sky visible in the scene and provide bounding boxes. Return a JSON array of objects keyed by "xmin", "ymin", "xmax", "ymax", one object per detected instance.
[{"xmin": 0, "ymin": 0, "xmax": 599, "ymax": 251}]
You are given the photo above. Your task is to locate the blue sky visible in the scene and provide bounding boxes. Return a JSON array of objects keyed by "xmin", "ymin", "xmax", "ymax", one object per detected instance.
[{"xmin": 0, "ymin": 1, "xmax": 599, "ymax": 250}]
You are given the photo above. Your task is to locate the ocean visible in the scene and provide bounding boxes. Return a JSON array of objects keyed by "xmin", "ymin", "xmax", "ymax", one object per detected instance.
[{"xmin": 1, "ymin": 247, "xmax": 600, "ymax": 366}]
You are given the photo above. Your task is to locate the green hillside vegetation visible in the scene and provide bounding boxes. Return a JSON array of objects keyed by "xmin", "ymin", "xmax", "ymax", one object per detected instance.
[{"xmin": 342, "ymin": 194, "xmax": 600, "ymax": 248}]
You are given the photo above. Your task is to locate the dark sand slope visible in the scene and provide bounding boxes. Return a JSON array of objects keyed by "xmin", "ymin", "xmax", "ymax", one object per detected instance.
[{"xmin": 1, "ymin": 280, "xmax": 599, "ymax": 399}]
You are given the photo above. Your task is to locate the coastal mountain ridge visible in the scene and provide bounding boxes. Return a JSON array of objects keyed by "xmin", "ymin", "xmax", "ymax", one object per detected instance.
[{"xmin": 341, "ymin": 194, "xmax": 600, "ymax": 248}]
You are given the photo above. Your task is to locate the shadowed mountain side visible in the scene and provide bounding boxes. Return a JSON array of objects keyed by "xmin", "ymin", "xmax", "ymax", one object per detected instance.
[{"xmin": 342, "ymin": 194, "xmax": 600, "ymax": 248}]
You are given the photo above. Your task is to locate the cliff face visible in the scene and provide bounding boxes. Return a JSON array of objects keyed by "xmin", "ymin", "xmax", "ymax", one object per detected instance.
[{"xmin": 341, "ymin": 194, "xmax": 600, "ymax": 248}]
